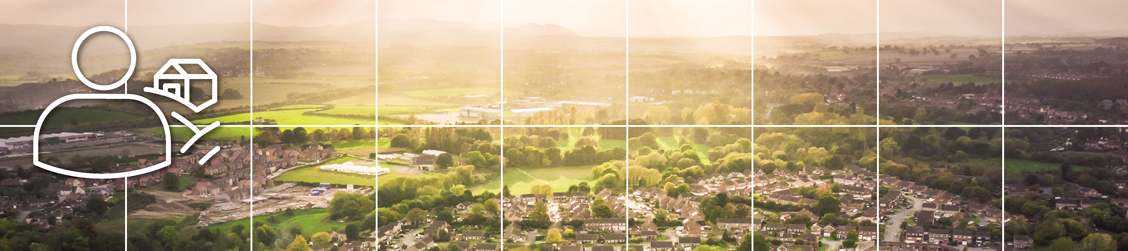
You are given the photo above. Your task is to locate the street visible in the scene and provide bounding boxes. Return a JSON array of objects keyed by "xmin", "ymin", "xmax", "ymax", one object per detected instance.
[{"xmin": 883, "ymin": 194, "xmax": 925, "ymax": 242}]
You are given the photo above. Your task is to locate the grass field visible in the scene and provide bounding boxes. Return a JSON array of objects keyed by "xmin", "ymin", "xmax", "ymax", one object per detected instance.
[
  {"xmin": 471, "ymin": 166, "xmax": 595, "ymax": 194},
  {"xmin": 2, "ymin": 107, "xmax": 137, "ymax": 127},
  {"xmin": 403, "ymin": 87, "xmax": 501, "ymax": 98},
  {"xmin": 331, "ymin": 140, "xmax": 377, "ymax": 150},
  {"xmin": 204, "ymin": 208, "xmax": 349, "ymax": 239},
  {"xmin": 192, "ymin": 109, "xmax": 375, "ymax": 125},
  {"xmin": 917, "ymin": 74, "xmax": 1002, "ymax": 86},
  {"xmin": 316, "ymin": 105, "xmax": 376, "ymax": 116},
  {"xmin": 142, "ymin": 126, "xmax": 251, "ymax": 140},
  {"xmin": 275, "ymin": 156, "xmax": 377, "ymax": 186},
  {"xmin": 1004, "ymin": 158, "xmax": 1090, "ymax": 172}
]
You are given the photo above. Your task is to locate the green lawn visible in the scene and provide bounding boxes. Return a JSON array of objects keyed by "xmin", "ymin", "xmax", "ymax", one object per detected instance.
[
  {"xmin": 471, "ymin": 166, "xmax": 595, "ymax": 194},
  {"xmin": 192, "ymin": 109, "xmax": 375, "ymax": 125},
  {"xmin": 1004, "ymin": 158, "xmax": 1090, "ymax": 172},
  {"xmin": 1, "ymin": 107, "xmax": 137, "ymax": 127},
  {"xmin": 917, "ymin": 73, "xmax": 1002, "ymax": 86},
  {"xmin": 403, "ymin": 87, "xmax": 502, "ymax": 98},
  {"xmin": 316, "ymin": 105, "xmax": 377, "ymax": 116},
  {"xmin": 143, "ymin": 126, "xmax": 251, "ymax": 140},
  {"xmin": 204, "ymin": 208, "xmax": 350, "ymax": 239},
  {"xmin": 331, "ymin": 140, "xmax": 377, "ymax": 150},
  {"xmin": 275, "ymin": 156, "xmax": 376, "ymax": 186},
  {"xmin": 177, "ymin": 176, "xmax": 197, "ymax": 192}
]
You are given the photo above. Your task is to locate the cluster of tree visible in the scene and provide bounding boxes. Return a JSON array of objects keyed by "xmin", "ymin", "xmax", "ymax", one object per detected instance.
[
  {"xmin": 754, "ymin": 68, "xmax": 877, "ymax": 125},
  {"xmin": 377, "ymin": 165, "xmax": 489, "ymax": 208},
  {"xmin": 1006, "ymin": 195, "xmax": 1128, "ymax": 250},
  {"xmin": 378, "ymin": 189, "xmax": 501, "ymax": 237},
  {"xmin": 879, "ymin": 127, "xmax": 1002, "ymax": 203},
  {"xmin": 630, "ymin": 66, "xmax": 752, "ymax": 124},
  {"xmin": 698, "ymin": 192, "xmax": 752, "ymax": 224},
  {"xmin": 755, "ymin": 127, "xmax": 877, "ymax": 174},
  {"xmin": 255, "ymin": 126, "xmax": 373, "ymax": 147}
]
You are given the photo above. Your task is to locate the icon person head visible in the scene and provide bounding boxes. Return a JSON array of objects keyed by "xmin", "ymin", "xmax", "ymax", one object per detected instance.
[{"xmin": 71, "ymin": 26, "xmax": 137, "ymax": 92}]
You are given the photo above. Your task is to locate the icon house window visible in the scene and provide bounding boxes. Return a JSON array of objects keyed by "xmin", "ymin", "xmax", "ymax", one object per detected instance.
[{"xmin": 145, "ymin": 59, "xmax": 218, "ymax": 113}]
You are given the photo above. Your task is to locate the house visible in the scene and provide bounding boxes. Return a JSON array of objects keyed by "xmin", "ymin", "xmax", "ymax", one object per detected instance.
[
  {"xmin": 929, "ymin": 229, "xmax": 949, "ymax": 244},
  {"xmin": 576, "ymin": 233, "xmax": 599, "ymax": 244},
  {"xmin": 678, "ymin": 237, "xmax": 701, "ymax": 248},
  {"xmin": 650, "ymin": 241, "xmax": 674, "ymax": 251},
  {"xmin": 786, "ymin": 224, "xmax": 806, "ymax": 235},
  {"xmin": 917, "ymin": 211, "xmax": 935, "ymax": 227},
  {"xmin": 1013, "ymin": 235, "xmax": 1032, "ymax": 249},
  {"xmin": 905, "ymin": 227, "xmax": 925, "ymax": 243},
  {"xmin": 605, "ymin": 233, "xmax": 627, "ymax": 243},
  {"xmin": 717, "ymin": 218, "xmax": 751, "ymax": 231},
  {"xmin": 590, "ymin": 246, "xmax": 616, "ymax": 251},
  {"xmin": 975, "ymin": 231, "xmax": 991, "ymax": 246},
  {"xmin": 584, "ymin": 218, "xmax": 627, "ymax": 231},
  {"xmin": 473, "ymin": 243, "xmax": 498, "ymax": 251},
  {"xmin": 858, "ymin": 226, "xmax": 877, "ymax": 241},
  {"xmin": 952, "ymin": 230, "xmax": 973, "ymax": 246},
  {"xmin": 461, "ymin": 230, "xmax": 485, "ymax": 240},
  {"xmin": 635, "ymin": 231, "xmax": 658, "ymax": 240}
]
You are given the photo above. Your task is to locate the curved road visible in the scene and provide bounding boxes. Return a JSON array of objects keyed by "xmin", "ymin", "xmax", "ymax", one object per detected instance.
[{"xmin": 882, "ymin": 194, "xmax": 925, "ymax": 242}]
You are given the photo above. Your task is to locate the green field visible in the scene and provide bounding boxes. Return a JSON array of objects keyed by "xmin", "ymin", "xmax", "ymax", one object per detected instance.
[
  {"xmin": 192, "ymin": 109, "xmax": 375, "ymax": 125},
  {"xmin": 142, "ymin": 126, "xmax": 251, "ymax": 140},
  {"xmin": 275, "ymin": 156, "xmax": 376, "ymax": 186},
  {"xmin": 917, "ymin": 74, "xmax": 1002, "ymax": 86},
  {"xmin": 316, "ymin": 105, "xmax": 376, "ymax": 116},
  {"xmin": 1004, "ymin": 158, "xmax": 1090, "ymax": 172},
  {"xmin": 403, "ymin": 87, "xmax": 501, "ymax": 98},
  {"xmin": 331, "ymin": 140, "xmax": 377, "ymax": 150},
  {"xmin": 471, "ymin": 166, "xmax": 595, "ymax": 194},
  {"xmin": 2, "ymin": 107, "xmax": 137, "ymax": 127},
  {"xmin": 204, "ymin": 208, "xmax": 349, "ymax": 239}
]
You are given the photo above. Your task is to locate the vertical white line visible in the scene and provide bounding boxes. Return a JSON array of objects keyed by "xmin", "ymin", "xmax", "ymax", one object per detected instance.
[
  {"xmin": 379, "ymin": 0, "xmax": 383, "ymax": 247},
  {"xmin": 499, "ymin": 0, "xmax": 506, "ymax": 242},
  {"xmin": 249, "ymin": 0, "xmax": 255, "ymax": 249},
  {"xmin": 624, "ymin": 0, "xmax": 631, "ymax": 243},
  {"xmin": 124, "ymin": 177, "xmax": 128, "ymax": 250},
  {"xmin": 876, "ymin": 0, "xmax": 881, "ymax": 125},
  {"xmin": 1000, "ymin": 0, "xmax": 1006, "ymax": 247},
  {"xmin": 875, "ymin": 127, "xmax": 880, "ymax": 249},
  {"xmin": 875, "ymin": 1, "xmax": 881, "ymax": 249},
  {"xmin": 123, "ymin": 2, "xmax": 129, "ymax": 250},
  {"xmin": 750, "ymin": 2, "xmax": 755, "ymax": 250}
]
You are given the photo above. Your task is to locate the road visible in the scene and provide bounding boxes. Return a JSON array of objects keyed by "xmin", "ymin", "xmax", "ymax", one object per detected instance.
[
  {"xmin": 820, "ymin": 239, "xmax": 842, "ymax": 251},
  {"xmin": 883, "ymin": 194, "xmax": 925, "ymax": 242}
]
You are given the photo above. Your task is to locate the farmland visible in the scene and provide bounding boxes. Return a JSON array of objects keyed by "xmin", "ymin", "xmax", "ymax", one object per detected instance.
[
  {"xmin": 1004, "ymin": 158, "xmax": 1090, "ymax": 172},
  {"xmin": 204, "ymin": 208, "xmax": 349, "ymax": 239},
  {"xmin": 916, "ymin": 73, "xmax": 1003, "ymax": 86},
  {"xmin": 471, "ymin": 165, "xmax": 595, "ymax": 194},
  {"xmin": 3, "ymin": 107, "xmax": 137, "ymax": 127},
  {"xmin": 275, "ymin": 156, "xmax": 377, "ymax": 186}
]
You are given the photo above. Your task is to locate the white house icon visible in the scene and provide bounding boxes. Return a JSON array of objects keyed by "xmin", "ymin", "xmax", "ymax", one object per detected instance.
[{"xmin": 144, "ymin": 59, "xmax": 218, "ymax": 113}]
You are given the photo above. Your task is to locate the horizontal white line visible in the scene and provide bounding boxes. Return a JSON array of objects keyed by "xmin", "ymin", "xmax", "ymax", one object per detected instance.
[{"xmin": 2, "ymin": 124, "xmax": 1128, "ymax": 129}]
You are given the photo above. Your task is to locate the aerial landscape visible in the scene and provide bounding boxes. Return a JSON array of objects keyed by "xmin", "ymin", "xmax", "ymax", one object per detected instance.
[{"xmin": 4, "ymin": 0, "xmax": 1128, "ymax": 251}]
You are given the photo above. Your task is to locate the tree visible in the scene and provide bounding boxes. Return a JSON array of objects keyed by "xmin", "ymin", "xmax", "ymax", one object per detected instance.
[
  {"xmin": 287, "ymin": 235, "xmax": 311, "ymax": 251},
  {"xmin": 1079, "ymin": 233, "xmax": 1116, "ymax": 251},
  {"xmin": 844, "ymin": 230, "xmax": 859, "ymax": 248},
  {"xmin": 328, "ymin": 192, "xmax": 375, "ymax": 220},
  {"xmin": 753, "ymin": 232, "xmax": 770, "ymax": 251},
  {"xmin": 406, "ymin": 208, "xmax": 428, "ymax": 226},
  {"xmin": 528, "ymin": 202, "xmax": 551, "ymax": 227},
  {"xmin": 311, "ymin": 232, "xmax": 332, "ymax": 247},
  {"xmin": 162, "ymin": 172, "xmax": 180, "ymax": 191},
  {"xmin": 158, "ymin": 225, "xmax": 180, "ymax": 245},
  {"xmin": 436, "ymin": 153, "xmax": 454, "ymax": 169},
  {"xmin": 531, "ymin": 184, "xmax": 553, "ymax": 195},
  {"xmin": 545, "ymin": 228, "xmax": 562, "ymax": 244},
  {"xmin": 255, "ymin": 224, "xmax": 278, "ymax": 246},
  {"xmin": 1050, "ymin": 237, "xmax": 1075, "ymax": 251},
  {"xmin": 816, "ymin": 195, "xmax": 841, "ymax": 215},
  {"xmin": 345, "ymin": 224, "xmax": 360, "ymax": 241}
]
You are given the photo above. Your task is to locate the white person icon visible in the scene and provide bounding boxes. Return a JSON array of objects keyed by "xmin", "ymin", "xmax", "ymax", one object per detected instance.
[{"xmin": 32, "ymin": 26, "xmax": 222, "ymax": 179}]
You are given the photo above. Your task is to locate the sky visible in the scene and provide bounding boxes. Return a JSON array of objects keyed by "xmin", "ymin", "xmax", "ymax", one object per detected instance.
[
  {"xmin": 754, "ymin": 0, "xmax": 875, "ymax": 37},
  {"xmin": 0, "ymin": 0, "xmax": 375, "ymax": 27},
  {"xmin": 880, "ymin": 0, "xmax": 1001, "ymax": 37},
  {"xmin": 380, "ymin": 0, "xmax": 751, "ymax": 38},
  {"xmin": 5, "ymin": 0, "xmax": 1128, "ymax": 37}
]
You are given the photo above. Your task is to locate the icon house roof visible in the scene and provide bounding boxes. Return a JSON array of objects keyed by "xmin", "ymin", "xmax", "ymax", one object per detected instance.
[{"xmin": 144, "ymin": 59, "xmax": 218, "ymax": 113}]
